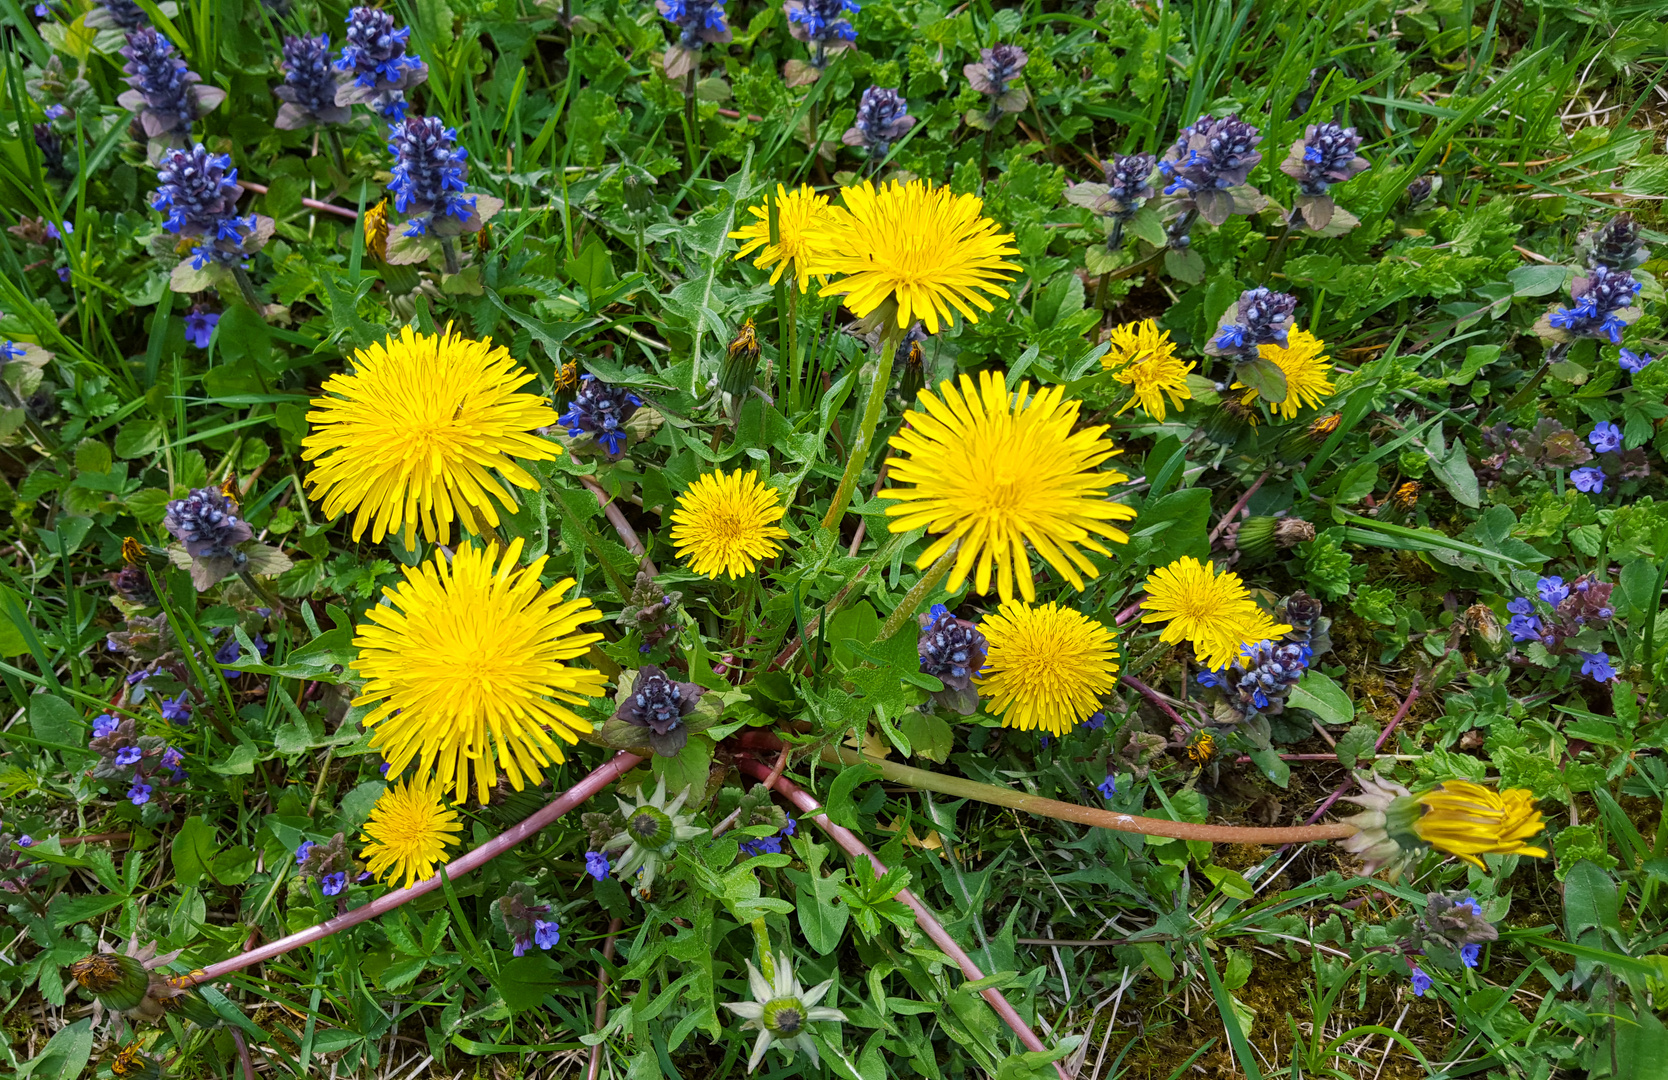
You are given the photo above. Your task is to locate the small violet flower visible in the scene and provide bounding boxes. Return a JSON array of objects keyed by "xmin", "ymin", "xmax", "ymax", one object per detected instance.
[
  {"xmin": 128, "ymin": 780, "xmax": 153, "ymax": 805},
  {"xmin": 1409, "ymin": 966, "xmax": 1432, "ymax": 997},
  {"xmin": 1549, "ymin": 266, "xmax": 1642, "ymax": 344},
  {"xmin": 321, "ymin": 871, "xmax": 347, "ymax": 896},
  {"xmin": 1618, "ymin": 348, "xmax": 1653, "ymax": 374},
  {"xmin": 1505, "ymin": 596, "xmax": 1533, "ymax": 616},
  {"xmin": 1459, "ymin": 943, "xmax": 1481, "ymax": 969},
  {"xmin": 1096, "ymin": 774, "xmax": 1117, "ymax": 800},
  {"xmin": 386, "ymin": 116, "xmax": 478, "ymax": 237},
  {"xmin": 183, "ymin": 310, "xmax": 219, "ymax": 348},
  {"xmin": 1536, "ymin": 576, "xmax": 1569, "ymax": 605},
  {"xmin": 1571, "ymin": 466, "xmax": 1606, "ymax": 494},
  {"xmin": 1588, "ymin": 421, "xmax": 1622, "ymax": 454},
  {"xmin": 1507, "ymin": 614, "xmax": 1541, "ymax": 644},
  {"xmin": 534, "ymin": 919, "xmax": 560, "ymax": 949},
  {"xmin": 296, "ymin": 840, "xmax": 315, "ymax": 865},
  {"xmin": 584, "ymin": 851, "xmax": 610, "ymax": 881},
  {"xmin": 1580, "ymin": 651, "xmax": 1617, "ymax": 683},
  {"xmin": 92, "ymin": 714, "xmax": 119, "ymax": 738},
  {"xmin": 559, "ymin": 375, "xmax": 642, "ymax": 456},
  {"xmin": 115, "ymin": 746, "xmax": 142, "ymax": 767},
  {"xmin": 160, "ymin": 693, "xmax": 192, "ymax": 724}
]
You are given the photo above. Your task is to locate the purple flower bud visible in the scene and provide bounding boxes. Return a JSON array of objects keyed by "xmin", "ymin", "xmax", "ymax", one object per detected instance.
[
  {"xmin": 336, "ymin": 8, "xmax": 425, "ymax": 119},
  {"xmin": 386, "ymin": 116, "xmax": 477, "ymax": 237},
  {"xmin": 119, "ymin": 27, "xmax": 212, "ymax": 138},
  {"xmin": 559, "ymin": 375, "xmax": 642, "ymax": 456},
  {"xmin": 843, "ymin": 86, "xmax": 915, "ymax": 158},
  {"xmin": 163, "ymin": 486, "xmax": 251, "ymax": 558},
  {"xmin": 783, "ymin": 0, "xmax": 857, "ymax": 56},
  {"xmin": 18, "ymin": 835, "xmax": 34, "ymax": 847},
  {"xmin": 1159, "ymin": 113, "xmax": 1263, "ymax": 195},
  {"xmin": 1282, "ymin": 122, "xmax": 1368, "ymax": 196},
  {"xmin": 275, "ymin": 35, "xmax": 347, "ymax": 130}
]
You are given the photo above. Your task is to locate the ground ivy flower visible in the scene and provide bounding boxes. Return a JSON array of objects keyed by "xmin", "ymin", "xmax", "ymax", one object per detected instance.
[
  {"xmin": 335, "ymin": 7, "xmax": 427, "ymax": 119},
  {"xmin": 182, "ymin": 311, "xmax": 217, "ymax": 348},
  {"xmin": 387, "ymin": 116, "xmax": 479, "ymax": 237},
  {"xmin": 1537, "ymin": 576, "xmax": 1568, "ymax": 605},
  {"xmin": 359, "ymin": 775, "xmax": 464, "ymax": 888},
  {"xmin": 1507, "ymin": 614, "xmax": 1541, "ymax": 643},
  {"xmin": 128, "ymin": 779, "xmax": 152, "ymax": 805},
  {"xmin": 810, "ymin": 179, "xmax": 1019, "ymax": 333},
  {"xmin": 1102, "ymin": 319, "xmax": 1194, "ymax": 421},
  {"xmin": 975, "ymin": 599, "xmax": 1120, "ymax": 735},
  {"xmin": 880, "ymin": 371, "xmax": 1135, "ymax": 603},
  {"xmin": 1460, "ymin": 943, "xmax": 1481, "ymax": 968},
  {"xmin": 1548, "ymin": 266, "xmax": 1641, "ymax": 344},
  {"xmin": 1580, "ymin": 651, "xmax": 1617, "ymax": 682},
  {"xmin": 1096, "ymin": 774, "xmax": 1117, "ymax": 799},
  {"xmin": 1506, "ymin": 596, "xmax": 1533, "ymax": 616},
  {"xmin": 670, "ymin": 468, "xmax": 790, "ymax": 579},
  {"xmin": 295, "ymin": 840, "xmax": 315, "ymax": 865},
  {"xmin": 93, "ymin": 714, "xmax": 119, "ymax": 738},
  {"xmin": 601, "ymin": 776, "xmax": 706, "ymax": 897},
  {"xmin": 728, "ymin": 183, "xmax": 840, "ymax": 291},
  {"xmin": 275, "ymin": 34, "xmax": 348, "ymax": 130},
  {"xmin": 585, "ymin": 851, "xmax": 610, "ymax": 880},
  {"xmin": 1618, "ymin": 348, "xmax": 1653, "ymax": 374},
  {"xmin": 1409, "ymin": 966, "xmax": 1432, "ymax": 996},
  {"xmin": 840, "ymin": 87, "xmax": 916, "ymax": 162},
  {"xmin": 722, "ymin": 951, "xmax": 847, "ymax": 1073},
  {"xmin": 118, "ymin": 26, "xmax": 223, "ymax": 139},
  {"xmin": 534, "ymin": 919, "xmax": 560, "ymax": 949},
  {"xmin": 614, "ymin": 664, "xmax": 704, "ymax": 757},
  {"xmin": 1588, "ymin": 421, "xmax": 1621, "ymax": 454},
  {"xmin": 321, "ymin": 871, "xmax": 346, "ymax": 896},
  {"xmin": 558, "ymin": 374, "xmax": 642, "ymax": 455},
  {"xmin": 1571, "ymin": 466, "xmax": 1605, "ymax": 494},
  {"xmin": 302, "ymin": 326, "xmax": 559, "ymax": 546},
  {"xmin": 351, "ymin": 539, "xmax": 608, "ymax": 805},
  {"xmin": 115, "ymin": 746, "xmax": 141, "ymax": 767},
  {"xmin": 1229, "ymin": 328, "xmax": 1335, "ymax": 420}
]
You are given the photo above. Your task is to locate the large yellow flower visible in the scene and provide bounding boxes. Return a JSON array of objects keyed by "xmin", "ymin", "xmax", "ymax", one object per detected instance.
[
  {"xmin": 1140, "ymin": 557, "xmax": 1291, "ymax": 670},
  {"xmin": 670, "ymin": 468, "xmax": 790, "ymax": 579},
  {"xmin": 350, "ymin": 539, "xmax": 608, "ymax": 805},
  {"xmin": 302, "ymin": 326, "xmax": 559, "ymax": 546},
  {"xmin": 881, "ymin": 371, "xmax": 1136, "ymax": 603},
  {"xmin": 976, "ymin": 600, "xmax": 1120, "ymax": 735},
  {"xmin": 1103, "ymin": 319, "xmax": 1194, "ymax": 421},
  {"xmin": 1413, "ymin": 781, "xmax": 1549, "ymax": 869},
  {"xmin": 1233, "ymin": 328, "xmax": 1335, "ymax": 420},
  {"xmin": 809, "ymin": 179, "xmax": 1020, "ymax": 333},
  {"xmin": 359, "ymin": 775, "xmax": 464, "ymax": 889},
  {"xmin": 728, "ymin": 183, "xmax": 843, "ymax": 293}
]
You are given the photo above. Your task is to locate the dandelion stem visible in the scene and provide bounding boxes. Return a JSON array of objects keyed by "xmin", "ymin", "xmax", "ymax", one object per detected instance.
[
  {"xmin": 739, "ymin": 756, "xmax": 1070, "ymax": 1080},
  {"xmin": 440, "ymin": 237, "xmax": 461, "ymax": 275},
  {"xmin": 875, "ymin": 545, "xmax": 956, "ymax": 643},
  {"xmin": 821, "ymin": 323, "xmax": 903, "ymax": 531},
  {"xmin": 177, "ymin": 751, "xmax": 644, "ymax": 989},
  {"xmin": 684, "ymin": 66, "xmax": 700, "ymax": 178},
  {"xmin": 323, "ymin": 127, "xmax": 346, "ymax": 176},
  {"xmin": 230, "ymin": 266, "xmax": 263, "ymax": 313}
]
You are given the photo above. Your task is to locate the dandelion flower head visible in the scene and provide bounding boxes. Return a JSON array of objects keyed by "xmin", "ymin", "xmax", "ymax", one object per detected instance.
[
  {"xmin": 302, "ymin": 325, "xmax": 559, "ymax": 546},
  {"xmin": 728, "ymin": 183, "xmax": 842, "ymax": 292},
  {"xmin": 350, "ymin": 538, "xmax": 608, "ymax": 805},
  {"xmin": 1413, "ymin": 780, "xmax": 1548, "ymax": 869},
  {"xmin": 670, "ymin": 469, "xmax": 790, "ymax": 579},
  {"xmin": 1233, "ymin": 327, "xmax": 1335, "ymax": 420},
  {"xmin": 976, "ymin": 599, "xmax": 1120, "ymax": 736},
  {"xmin": 810, "ymin": 178, "xmax": 1021, "ymax": 333},
  {"xmin": 359, "ymin": 775, "xmax": 464, "ymax": 888},
  {"xmin": 1141, "ymin": 557, "xmax": 1291, "ymax": 670},
  {"xmin": 881, "ymin": 370, "xmax": 1136, "ymax": 603},
  {"xmin": 1103, "ymin": 319, "xmax": 1194, "ymax": 421}
]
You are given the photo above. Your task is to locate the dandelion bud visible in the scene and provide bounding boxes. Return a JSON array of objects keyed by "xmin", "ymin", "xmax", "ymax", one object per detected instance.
[
  {"xmin": 719, "ymin": 317, "xmax": 761, "ymax": 404},
  {"xmin": 1234, "ymin": 516, "xmax": 1279, "ymax": 560},
  {"xmin": 71, "ymin": 953, "xmax": 150, "ymax": 1012},
  {"xmin": 1404, "ymin": 175, "xmax": 1435, "ymax": 208},
  {"xmin": 622, "ymin": 170, "xmax": 657, "ymax": 217}
]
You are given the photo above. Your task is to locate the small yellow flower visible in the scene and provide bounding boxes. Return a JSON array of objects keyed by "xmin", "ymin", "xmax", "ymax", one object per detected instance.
[
  {"xmin": 976, "ymin": 599, "xmax": 1120, "ymax": 736},
  {"xmin": 1186, "ymin": 730, "xmax": 1216, "ymax": 763},
  {"xmin": 1102, "ymin": 319, "xmax": 1194, "ymax": 421},
  {"xmin": 1413, "ymin": 781, "xmax": 1548, "ymax": 869},
  {"xmin": 364, "ymin": 199, "xmax": 389, "ymax": 261},
  {"xmin": 809, "ymin": 179, "xmax": 1021, "ymax": 333},
  {"xmin": 881, "ymin": 371, "xmax": 1136, "ymax": 604},
  {"xmin": 359, "ymin": 775, "xmax": 464, "ymax": 889},
  {"xmin": 302, "ymin": 325, "xmax": 559, "ymax": 547},
  {"xmin": 729, "ymin": 183, "xmax": 841, "ymax": 293},
  {"xmin": 670, "ymin": 469, "xmax": 790, "ymax": 579},
  {"xmin": 122, "ymin": 537, "xmax": 145, "ymax": 565},
  {"xmin": 351, "ymin": 539, "xmax": 608, "ymax": 805},
  {"xmin": 1232, "ymin": 328, "xmax": 1335, "ymax": 420},
  {"xmin": 1392, "ymin": 480, "xmax": 1421, "ymax": 510}
]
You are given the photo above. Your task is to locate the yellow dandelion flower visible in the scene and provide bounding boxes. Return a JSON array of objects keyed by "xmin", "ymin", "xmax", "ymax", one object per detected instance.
[
  {"xmin": 975, "ymin": 600, "xmax": 1120, "ymax": 736},
  {"xmin": 1412, "ymin": 780, "xmax": 1548, "ymax": 869},
  {"xmin": 728, "ymin": 183, "xmax": 842, "ymax": 293},
  {"xmin": 1232, "ymin": 327, "xmax": 1335, "ymax": 420},
  {"xmin": 302, "ymin": 326, "xmax": 559, "ymax": 547},
  {"xmin": 1103, "ymin": 319, "xmax": 1194, "ymax": 421},
  {"xmin": 1140, "ymin": 557, "xmax": 1293, "ymax": 670},
  {"xmin": 359, "ymin": 775, "xmax": 464, "ymax": 889},
  {"xmin": 351, "ymin": 539, "xmax": 608, "ymax": 805},
  {"xmin": 810, "ymin": 179, "xmax": 1021, "ymax": 333},
  {"xmin": 670, "ymin": 469, "xmax": 790, "ymax": 579},
  {"xmin": 364, "ymin": 199, "xmax": 389, "ymax": 261},
  {"xmin": 880, "ymin": 370, "xmax": 1136, "ymax": 603}
]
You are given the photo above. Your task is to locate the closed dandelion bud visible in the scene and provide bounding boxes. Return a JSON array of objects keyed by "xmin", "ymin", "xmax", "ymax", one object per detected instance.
[
  {"xmin": 110, "ymin": 1043, "xmax": 163, "ymax": 1079},
  {"xmin": 363, "ymin": 199, "xmax": 389, "ymax": 261},
  {"xmin": 1404, "ymin": 175, "xmax": 1435, "ymax": 208},
  {"xmin": 1274, "ymin": 518, "xmax": 1314, "ymax": 549},
  {"xmin": 71, "ymin": 953, "xmax": 150, "ymax": 1012},
  {"xmin": 719, "ymin": 318, "xmax": 761, "ymax": 402},
  {"xmin": 1235, "ymin": 516, "xmax": 1279, "ymax": 560},
  {"xmin": 622, "ymin": 170, "xmax": 656, "ymax": 217},
  {"xmin": 1307, "ymin": 412, "xmax": 1341, "ymax": 441},
  {"xmin": 1391, "ymin": 480, "xmax": 1421, "ymax": 511},
  {"xmin": 1463, "ymin": 603, "xmax": 1505, "ymax": 659}
]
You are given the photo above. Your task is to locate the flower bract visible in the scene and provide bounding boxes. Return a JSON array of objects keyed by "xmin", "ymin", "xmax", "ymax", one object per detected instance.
[{"xmin": 722, "ymin": 951, "xmax": 847, "ymax": 1073}]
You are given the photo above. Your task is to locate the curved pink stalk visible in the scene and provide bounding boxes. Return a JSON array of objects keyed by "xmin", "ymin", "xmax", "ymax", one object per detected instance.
[
  {"xmin": 737, "ymin": 757, "xmax": 1070, "ymax": 1080},
  {"xmin": 180, "ymin": 751, "xmax": 643, "ymax": 988}
]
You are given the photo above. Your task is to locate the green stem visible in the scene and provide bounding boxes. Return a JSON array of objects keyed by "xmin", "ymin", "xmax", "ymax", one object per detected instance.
[
  {"xmin": 634, "ymin": 219, "xmax": 646, "ymax": 276},
  {"xmin": 751, "ymin": 918, "xmax": 775, "ymax": 981},
  {"xmin": 684, "ymin": 65, "xmax": 700, "ymax": 178},
  {"xmin": 231, "ymin": 266, "xmax": 263, "ymax": 313},
  {"xmin": 1262, "ymin": 220, "xmax": 1295, "ymax": 283},
  {"xmin": 786, "ymin": 284, "xmax": 801, "ymax": 412},
  {"xmin": 875, "ymin": 545, "xmax": 956, "ymax": 643},
  {"xmin": 821, "ymin": 323, "xmax": 903, "ymax": 532},
  {"xmin": 235, "ymin": 565, "xmax": 284, "ymax": 613},
  {"xmin": 440, "ymin": 237, "xmax": 461, "ymax": 276},
  {"xmin": 324, "ymin": 127, "xmax": 346, "ymax": 176}
]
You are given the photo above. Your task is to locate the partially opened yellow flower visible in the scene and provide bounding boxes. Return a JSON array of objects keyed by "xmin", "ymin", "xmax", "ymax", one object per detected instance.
[
  {"xmin": 351, "ymin": 539, "xmax": 608, "ymax": 805},
  {"xmin": 670, "ymin": 468, "xmax": 790, "ymax": 579},
  {"xmin": 1103, "ymin": 319, "xmax": 1193, "ymax": 421},
  {"xmin": 1140, "ymin": 556, "xmax": 1291, "ymax": 670},
  {"xmin": 1232, "ymin": 327, "xmax": 1335, "ymax": 420},
  {"xmin": 1413, "ymin": 780, "xmax": 1549, "ymax": 869},
  {"xmin": 976, "ymin": 600, "xmax": 1119, "ymax": 735},
  {"xmin": 359, "ymin": 775, "xmax": 464, "ymax": 889},
  {"xmin": 809, "ymin": 179, "xmax": 1020, "ymax": 333},
  {"xmin": 728, "ymin": 183, "xmax": 843, "ymax": 292},
  {"xmin": 302, "ymin": 325, "xmax": 559, "ymax": 546},
  {"xmin": 881, "ymin": 370, "xmax": 1136, "ymax": 603}
]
